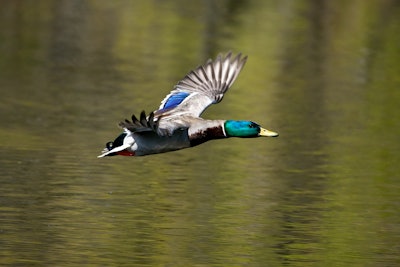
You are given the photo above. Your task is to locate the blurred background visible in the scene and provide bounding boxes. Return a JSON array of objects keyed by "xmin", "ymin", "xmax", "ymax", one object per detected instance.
[{"xmin": 1, "ymin": 0, "xmax": 399, "ymax": 266}]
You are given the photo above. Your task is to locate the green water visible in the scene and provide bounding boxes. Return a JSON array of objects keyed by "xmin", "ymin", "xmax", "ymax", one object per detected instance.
[{"xmin": 1, "ymin": 1, "xmax": 400, "ymax": 266}]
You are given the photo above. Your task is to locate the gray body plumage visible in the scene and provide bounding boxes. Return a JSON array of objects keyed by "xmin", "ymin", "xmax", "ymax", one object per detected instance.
[
  {"xmin": 132, "ymin": 130, "xmax": 190, "ymax": 156},
  {"xmin": 132, "ymin": 119, "xmax": 226, "ymax": 156}
]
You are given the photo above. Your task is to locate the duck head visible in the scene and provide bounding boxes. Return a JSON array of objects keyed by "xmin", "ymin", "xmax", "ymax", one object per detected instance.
[{"xmin": 224, "ymin": 120, "xmax": 278, "ymax": 138}]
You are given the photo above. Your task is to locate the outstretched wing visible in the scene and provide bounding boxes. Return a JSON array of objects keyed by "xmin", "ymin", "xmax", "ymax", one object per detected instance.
[
  {"xmin": 155, "ymin": 52, "xmax": 247, "ymax": 118},
  {"xmin": 119, "ymin": 52, "xmax": 247, "ymax": 136}
]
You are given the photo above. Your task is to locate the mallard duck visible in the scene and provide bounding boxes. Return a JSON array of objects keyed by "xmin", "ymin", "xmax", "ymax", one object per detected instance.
[{"xmin": 98, "ymin": 52, "xmax": 278, "ymax": 158}]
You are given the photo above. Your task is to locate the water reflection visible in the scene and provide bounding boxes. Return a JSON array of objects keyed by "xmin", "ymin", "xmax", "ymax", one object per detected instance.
[{"xmin": 1, "ymin": 0, "xmax": 400, "ymax": 266}]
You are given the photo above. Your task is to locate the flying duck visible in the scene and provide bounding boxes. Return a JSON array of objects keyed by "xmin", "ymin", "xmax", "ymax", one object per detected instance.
[{"xmin": 98, "ymin": 52, "xmax": 278, "ymax": 157}]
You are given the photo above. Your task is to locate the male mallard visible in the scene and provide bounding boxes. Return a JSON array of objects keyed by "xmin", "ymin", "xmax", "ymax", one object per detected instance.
[{"xmin": 98, "ymin": 52, "xmax": 278, "ymax": 158}]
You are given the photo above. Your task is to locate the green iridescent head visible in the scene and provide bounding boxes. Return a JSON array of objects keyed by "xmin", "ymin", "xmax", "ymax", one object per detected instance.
[{"xmin": 224, "ymin": 120, "xmax": 278, "ymax": 138}]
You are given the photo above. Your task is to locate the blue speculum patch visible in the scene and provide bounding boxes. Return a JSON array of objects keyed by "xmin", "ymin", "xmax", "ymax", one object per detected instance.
[{"xmin": 163, "ymin": 92, "xmax": 190, "ymax": 109}]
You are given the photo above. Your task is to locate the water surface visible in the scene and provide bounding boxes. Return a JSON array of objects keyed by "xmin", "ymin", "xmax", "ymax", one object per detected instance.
[{"xmin": 1, "ymin": 1, "xmax": 400, "ymax": 266}]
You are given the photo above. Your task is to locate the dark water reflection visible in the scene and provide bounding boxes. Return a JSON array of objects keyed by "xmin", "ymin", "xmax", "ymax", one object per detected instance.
[{"xmin": 1, "ymin": 1, "xmax": 400, "ymax": 266}]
